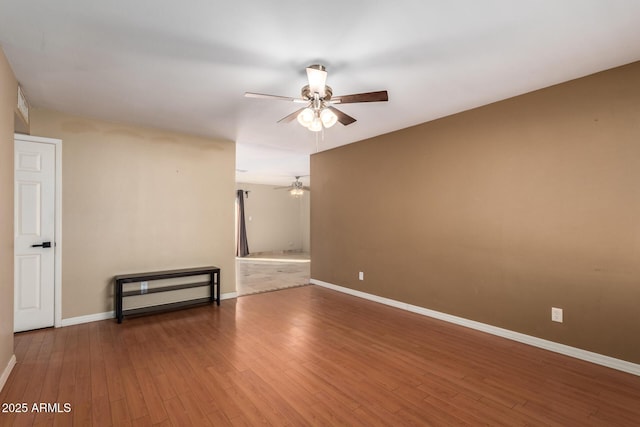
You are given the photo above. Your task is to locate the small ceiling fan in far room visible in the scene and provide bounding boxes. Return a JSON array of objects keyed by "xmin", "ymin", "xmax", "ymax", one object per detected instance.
[
  {"xmin": 245, "ymin": 64, "xmax": 388, "ymax": 132},
  {"xmin": 274, "ymin": 176, "xmax": 310, "ymax": 197}
]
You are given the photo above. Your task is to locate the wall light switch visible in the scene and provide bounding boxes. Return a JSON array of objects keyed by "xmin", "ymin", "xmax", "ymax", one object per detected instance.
[
  {"xmin": 551, "ymin": 307, "xmax": 563, "ymax": 323},
  {"xmin": 358, "ymin": 272, "xmax": 364, "ymax": 281}
]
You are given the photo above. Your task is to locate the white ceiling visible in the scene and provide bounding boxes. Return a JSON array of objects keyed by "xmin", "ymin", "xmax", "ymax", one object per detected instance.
[{"xmin": 1, "ymin": 1, "xmax": 639, "ymax": 186}]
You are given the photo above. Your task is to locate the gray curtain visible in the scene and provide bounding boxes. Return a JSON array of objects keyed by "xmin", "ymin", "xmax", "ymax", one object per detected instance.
[{"xmin": 236, "ymin": 190, "xmax": 250, "ymax": 257}]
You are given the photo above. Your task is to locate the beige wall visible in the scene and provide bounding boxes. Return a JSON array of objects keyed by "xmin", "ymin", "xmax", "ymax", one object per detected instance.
[
  {"xmin": 236, "ymin": 182, "xmax": 309, "ymax": 254},
  {"xmin": 30, "ymin": 109, "xmax": 236, "ymax": 319},
  {"xmin": 0, "ymin": 47, "xmax": 16, "ymax": 381},
  {"xmin": 311, "ymin": 61, "xmax": 640, "ymax": 364}
]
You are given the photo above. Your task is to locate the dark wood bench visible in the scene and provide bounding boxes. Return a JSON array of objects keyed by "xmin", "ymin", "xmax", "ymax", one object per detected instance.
[{"xmin": 114, "ymin": 266, "xmax": 220, "ymax": 323}]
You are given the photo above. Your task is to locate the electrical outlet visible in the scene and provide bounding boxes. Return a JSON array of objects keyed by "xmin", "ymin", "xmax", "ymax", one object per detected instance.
[
  {"xmin": 358, "ymin": 271, "xmax": 364, "ymax": 281},
  {"xmin": 551, "ymin": 307, "xmax": 563, "ymax": 323},
  {"xmin": 141, "ymin": 281, "xmax": 148, "ymax": 293}
]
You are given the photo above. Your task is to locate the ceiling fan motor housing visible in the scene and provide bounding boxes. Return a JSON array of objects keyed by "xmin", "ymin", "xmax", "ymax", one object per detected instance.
[{"xmin": 301, "ymin": 85, "xmax": 332, "ymax": 101}]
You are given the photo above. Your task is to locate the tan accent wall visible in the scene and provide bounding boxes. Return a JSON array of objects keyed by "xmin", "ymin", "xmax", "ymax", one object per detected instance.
[
  {"xmin": 311, "ymin": 61, "xmax": 640, "ymax": 364},
  {"xmin": 236, "ymin": 182, "xmax": 309, "ymax": 254},
  {"xmin": 30, "ymin": 109, "xmax": 236, "ymax": 319},
  {"xmin": 300, "ymin": 189, "xmax": 310, "ymax": 254},
  {"xmin": 0, "ymin": 47, "xmax": 17, "ymax": 379}
]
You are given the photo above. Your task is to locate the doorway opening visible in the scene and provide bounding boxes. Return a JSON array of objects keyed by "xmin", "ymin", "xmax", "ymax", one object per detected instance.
[{"xmin": 235, "ymin": 182, "xmax": 310, "ymax": 296}]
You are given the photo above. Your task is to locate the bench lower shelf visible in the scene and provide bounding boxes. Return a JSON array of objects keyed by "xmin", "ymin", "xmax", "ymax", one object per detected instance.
[{"xmin": 122, "ymin": 297, "xmax": 212, "ymax": 318}]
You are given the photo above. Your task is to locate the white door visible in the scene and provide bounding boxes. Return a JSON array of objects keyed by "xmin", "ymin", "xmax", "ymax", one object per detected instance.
[{"xmin": 14, "ymin": 138, "xmax": 56, "ymax": 332}]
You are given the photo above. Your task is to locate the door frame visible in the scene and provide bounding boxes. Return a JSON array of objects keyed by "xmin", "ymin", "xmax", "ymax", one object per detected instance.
[{"xmin": 14, "ymin": 134, "xmax": 62, "ymax": 328}]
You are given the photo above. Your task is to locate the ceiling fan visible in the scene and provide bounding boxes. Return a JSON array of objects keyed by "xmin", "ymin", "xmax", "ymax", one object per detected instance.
[
  {"xmin": 245, "ymin": 64, "xmax": 388, "ymax": 131},
  {"xmin": 274, "ymin": 176, "xmax": 310, "ymax": 196}
]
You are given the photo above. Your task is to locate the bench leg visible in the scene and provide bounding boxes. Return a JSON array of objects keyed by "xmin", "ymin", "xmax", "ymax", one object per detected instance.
[{"xmin": 216, "ymin": 271, "xmax": 221, "ymax": 305}]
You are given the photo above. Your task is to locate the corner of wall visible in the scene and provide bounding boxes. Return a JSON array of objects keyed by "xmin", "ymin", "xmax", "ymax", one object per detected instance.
[
  {"xmin": 0, "ymin": 46, "xmax": 17, "ymax": 388},
  {"xmin": 0, "ymin": 354, "xmax": 16, "ymax": 392}
]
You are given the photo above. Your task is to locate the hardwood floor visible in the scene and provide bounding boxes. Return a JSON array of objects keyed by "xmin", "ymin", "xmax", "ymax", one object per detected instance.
[{"xmin": 1, "ymin": 285, "xmax": 639, "ymax": 426}]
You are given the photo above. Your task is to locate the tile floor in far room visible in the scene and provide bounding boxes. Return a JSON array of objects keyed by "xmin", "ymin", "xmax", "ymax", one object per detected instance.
[{"xmin": 236, "ymin": 252, "xmax": 310, "ymax": 296}]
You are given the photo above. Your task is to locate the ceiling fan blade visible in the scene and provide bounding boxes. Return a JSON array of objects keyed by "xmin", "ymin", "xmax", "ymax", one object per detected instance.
[
  {"xmin": 331, "ymin": 90, "xmax": 389, "ymax": 104},
  {"xmin": 245, "ymin": 92, "xmax": 297, "ymax": 102},
  {"xmin": 306, "ymin": 65, "xmax": 327, "ymax": 97},
  {"xmin": 277, "ymin": 107, "xmax": 307, "ymax": 123},
  {"xmin": 328, "ymin": 106, "xmax": 357, "ymax": 126},
  {"xmin": 273, "ymin": 186, "xmax": 292, "ymax": 190},
  {"xmin": 302, "ymin": 186, "xmax": 311, "ymax": 191}
]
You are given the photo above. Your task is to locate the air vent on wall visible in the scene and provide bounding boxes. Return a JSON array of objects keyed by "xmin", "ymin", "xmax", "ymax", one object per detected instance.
[{"xmin": 17, "ymin": 85, "xmax": 29, "ymax": 125}]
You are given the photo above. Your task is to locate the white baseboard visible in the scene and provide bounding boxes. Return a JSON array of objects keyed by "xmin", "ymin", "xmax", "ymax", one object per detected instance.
[
  {"xmin": 60, "ymin": 311, "xmax": 115, "ymax": 327},
  {"xmin": 310, "ymin": 278, "xmax": 640, "ymax": 377},
  {"xmin": 58, "ymin": 293, "xmax": 238, "ymax": 327},
  {"xmin": 0, "ymin": 354, "xmax": 17, "ymax": 392},
  {"xmin": 221, "ymin": 291, "xmax": 238, "ymax": 300}
]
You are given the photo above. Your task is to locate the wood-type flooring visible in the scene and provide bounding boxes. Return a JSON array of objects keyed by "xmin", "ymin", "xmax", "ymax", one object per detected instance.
[{"xmin": 1, "ymin": 285, "xmax": 639, "ymax": 426}]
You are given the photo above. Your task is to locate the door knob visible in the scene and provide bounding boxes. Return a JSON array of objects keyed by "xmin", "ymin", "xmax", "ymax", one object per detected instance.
[{"xmin": 31, "ymin": 241, "xmax": 52, "ymax": 248}]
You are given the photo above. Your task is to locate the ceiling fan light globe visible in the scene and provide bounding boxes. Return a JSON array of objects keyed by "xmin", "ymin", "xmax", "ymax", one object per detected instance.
[
  {"xmin": 306, "ymin": 65, "xmax": 328, "ymax": 97},
  {"xmin": 320, "ymin": 108, "xmax": 338, "ymax": 128},
  {"xmin": 309, "ymin": 117, "xmax": 323, "ymax": 132},
  {"xmin": 297, "ymin": 108, "xmax": 314, "ymax": 127}
]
